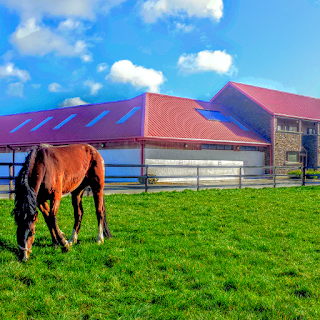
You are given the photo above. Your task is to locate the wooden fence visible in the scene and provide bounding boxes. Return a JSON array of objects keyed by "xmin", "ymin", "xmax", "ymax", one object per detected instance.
[{"xmin": 1, "ymin": 163, "xmax": 319, "ymax": 199}]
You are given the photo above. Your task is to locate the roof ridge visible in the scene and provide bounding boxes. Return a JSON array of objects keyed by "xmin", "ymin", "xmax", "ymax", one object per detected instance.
[
  {"xmin": 0, "ymin": 93, "xmax": 146, "ymax": 117},
  {"xmin": 230, "ymin": 81, "xmax": 320, "ymax": 101}
]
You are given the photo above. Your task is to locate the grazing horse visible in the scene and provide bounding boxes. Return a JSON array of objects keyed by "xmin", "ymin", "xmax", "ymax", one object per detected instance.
[{"xmin": 12, "ymin": 144, "xmax": 112, "ymax": 262}]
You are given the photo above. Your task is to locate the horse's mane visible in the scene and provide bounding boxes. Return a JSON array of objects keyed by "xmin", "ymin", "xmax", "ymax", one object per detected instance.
[{"xmin": 11, "ymin": 146, "xmax": 40, "ymax": 226}]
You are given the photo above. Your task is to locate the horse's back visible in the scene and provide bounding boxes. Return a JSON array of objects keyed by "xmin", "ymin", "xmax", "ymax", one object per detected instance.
[{"xmin": 36, "ymin": 144, "xmax": 104, "ymax": 195}]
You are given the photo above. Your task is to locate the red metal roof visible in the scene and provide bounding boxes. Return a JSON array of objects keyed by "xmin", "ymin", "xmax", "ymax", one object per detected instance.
[
  {"xmin": 0, "ymin": 95, "xmax": 144, "ymax": 147},
  {"xmin": 0, "ymin": 91, "xmax": 270, "ymax": 148},
  {"xmin": 144, "ymin": 93, "xmax": 269, "ymax": 145},
  {"xmin": 227, "ymin": 82, "xmax": 320, "ymax": 121}
]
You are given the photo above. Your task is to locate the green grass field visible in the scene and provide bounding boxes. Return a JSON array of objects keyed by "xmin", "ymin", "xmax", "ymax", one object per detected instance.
[{"xmin": 0, "ymin": 186, "xmax": 320, "ymax": 319}]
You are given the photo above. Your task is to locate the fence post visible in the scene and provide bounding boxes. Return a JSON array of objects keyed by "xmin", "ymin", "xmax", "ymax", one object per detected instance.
[
  {"xmin": 239, "ymin": 167, "xmax": 242, "ymax": 189},
  {"xmin": 145, "ymin": 165, "xmax": 149, "ymax": 193},
  {"xmin": 273, "ymin": 167, "xmax": 276, "ymax": 188},
  {"xmin": 302, "ymin": 166, "xmax": 306, "ymax": 186},
  {"xmin": 197, "ymin": 166, "xmax": 200, "ymax": 191},
  {"xmin": 9, "ymin": 163, "xmax": 14, "ymax": 200}
]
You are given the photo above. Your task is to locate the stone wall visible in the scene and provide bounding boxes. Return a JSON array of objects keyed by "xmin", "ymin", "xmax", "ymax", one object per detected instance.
[{"xmin": 274, "ymin": 131, "xmax": 301, "ymax": 167}]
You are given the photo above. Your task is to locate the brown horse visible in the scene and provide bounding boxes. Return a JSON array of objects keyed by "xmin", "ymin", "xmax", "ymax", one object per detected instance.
[{"xmin": 12, "ymin": 144, "xmax": 112, "ymax": 262}]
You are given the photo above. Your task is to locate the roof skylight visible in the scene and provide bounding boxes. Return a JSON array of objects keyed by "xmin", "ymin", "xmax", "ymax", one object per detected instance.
[
  {"xmin": 86, "ymin": 111, "xmax": 110, "ymax": 127},
  {"xmin": 53, "ymin": 114, "xmax": 77, "ymax": 129},
  {"xmin": 196, "ymin": 109, "xmax": 230, "ymax": 122},
  {"xmin": 116, "ymin": 107, "xmax": 141, "ymax": 124},
  {"xmin": 10, "ymin": 119, "xmax": 32, "ymax": 133},
  {"xmin": 31, "ymin": 117, "xmax": 53, "ymax": 131},
  {"xmin": 228, "ymin": 116, "xmax": 249, "ymax": 131}
]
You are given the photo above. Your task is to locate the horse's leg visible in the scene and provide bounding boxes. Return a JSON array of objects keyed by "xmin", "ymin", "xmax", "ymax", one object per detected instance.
[
  {"xmin": 39, "ymin": 201, "xmax": 58, "ymax": 247},
  {"xmin": 68, "ymin": 189, "xmax": 85, "ymax": 246},
  {"xmin": 92, "ymin": 188, "xmax": 106, "ymax": 245},
  {"xmin": 49, "ymin": 194, "xmax": 69, "ymax": 251}
]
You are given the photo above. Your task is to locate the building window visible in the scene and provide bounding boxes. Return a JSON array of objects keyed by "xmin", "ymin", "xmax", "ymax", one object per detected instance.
[
  {"xmin": 202, "ymin": 144, "xmax": 232, "ymax": 150},
  {"xmin": 307, "ymin": 128, "xmax": 316, "ymax": 135},
  {"xmin": 277, "ymin": 118, "xmax": 299, "ymax": 132},
  {"xmin": 288, "ymin": 126, "xmax": 298, "ymax": 132},
  {"xmin": 241, "ymin": 146, "xmax": 258, "ymax": 151},
  {"xmin": 286, "ymin": 151, "xmax": 299, "ymax": 163}
]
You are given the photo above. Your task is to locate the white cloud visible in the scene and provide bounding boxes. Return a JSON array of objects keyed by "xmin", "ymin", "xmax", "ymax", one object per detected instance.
[
  {"xmin": 10, "ymin": 18, "xmax": 93, "ymax": 60},
  {"xmin": 81, "ymin": 54, "xmax": 93, "ymax": 62},
  {"xmin": 1, "ymin": 1, "xmax": 129, "ymax": 62},
  {"xmin": 178, "ymin": 50, "xmax": 233, "ymax": 74},
  {"xmin": 0, "ymin": 0, "xmax": 129, "ymax": 21},
  {"xmin": 6, "ymin": 82, "xmax": 24, "ymax": 97},
  {"xmin": 84, "ymin": 80, "xmax": 102, "ymax": 95},
  {"xmin": 0, "ymin": 0, "xmax": 98, "ymax": 21},
  {"xmin": 175, "ymin": 22, "xmax": 195, "ymax": 33},
  {"xmin": 48, "ymin": 82, "xmax": 64, "ymax": 92},
  {"xmin": 31, "ymin": 84, "xmax": 41, "ymax": 89},
  {"xmin": 107, "ymin": 60, "xmax": 165, "ymax": 93},
  {"xmin": 11, "ymin": 18, "xmax": 76, "ymax": 56},
  {"xmin": 58, "ymin": 97, "xmax": 88, "ymax": 108},
  {"xmin": 0, "ymin": 62, "xmax": 31, "ymax": 82},
  {"xmin": 103, "ymin": 0, "xmax": 128, "ymax": 13},
  {"xmin": 58, "ymin": 19, "xmax": 81, "ymax": 30},
  {"xmin": 140, "ymin": 0, "xmax": 223, "ymax": 23},
  {"xmin": 97, "ymin": 62, "xmax": 108, "ymax": 72}
]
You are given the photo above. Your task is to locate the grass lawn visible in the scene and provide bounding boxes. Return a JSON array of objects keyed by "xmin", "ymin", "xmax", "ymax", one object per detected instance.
[{"xmin": 0, "ymin": 186, "xmax": 320, "ymax": 319}]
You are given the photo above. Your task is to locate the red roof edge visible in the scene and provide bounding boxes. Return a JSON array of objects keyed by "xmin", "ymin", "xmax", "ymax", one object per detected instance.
[
  {"xmin": 210, "ymin": 81, "xmax": 231, "ymax": 102},
  {"xmin": 138, "ymin": 136, "xmax": 270, "ymax": 146},
  {"xmin": 141, "ymin": 93, "xmax": 148, "ymax": 138},
  {"xmin": 211, "ymin": 81, "xmax": 275, "ymax": 116},
  {"xmin": 228, "ymin": 82, "xmax": 275, "ymax": 116}
]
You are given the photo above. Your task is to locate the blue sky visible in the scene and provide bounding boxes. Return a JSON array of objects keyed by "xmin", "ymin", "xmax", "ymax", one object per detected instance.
[{"xmin": 0, "ymin": 0, "xmax": 320, "ymax": 115}]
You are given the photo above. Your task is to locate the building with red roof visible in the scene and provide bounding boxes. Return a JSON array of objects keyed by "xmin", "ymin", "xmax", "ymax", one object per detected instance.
[
  {"xmin": 212, "ymin": 82, "xmax": 320, "ymax": 168},
  {"xmin": 2, "ymin": 81, "xmax": 319, "ymax": 180}
]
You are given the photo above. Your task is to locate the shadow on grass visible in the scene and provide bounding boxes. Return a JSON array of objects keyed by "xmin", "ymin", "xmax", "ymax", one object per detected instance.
[{"xmin": 0, "ymin": 237, "xmax": 18, "ymax": 255}]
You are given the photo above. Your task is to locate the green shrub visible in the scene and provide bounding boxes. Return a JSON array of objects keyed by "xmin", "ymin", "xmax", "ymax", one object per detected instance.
[
  {"xmin": 306, "ymin": 169, "xmax": 320, "ymax": 179},
  {"xmin": 287, "ymin": 169, "xmax": 320, "ymax": 179},
  {"xmin": 287, "ymin": 170, "xmax": 302, "ymax": 178}
]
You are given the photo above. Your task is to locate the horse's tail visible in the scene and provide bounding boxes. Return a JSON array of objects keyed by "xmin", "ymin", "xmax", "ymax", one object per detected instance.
[
  {"xmin": 102, "ymin": 197, "xmax": 112, "ymax": 238},
  {"xmin": 11, "ymin": 146, "xmax": 39, "ymax": 225}
]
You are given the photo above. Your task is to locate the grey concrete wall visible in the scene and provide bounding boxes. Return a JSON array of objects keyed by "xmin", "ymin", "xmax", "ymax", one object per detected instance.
[
  {"xmin": 145, "ymin": 159, "xmax": 243, "ymax": 183},
  {"xmin": 145, "ymin": 148, "xmax": 265, "ymax": 182}
]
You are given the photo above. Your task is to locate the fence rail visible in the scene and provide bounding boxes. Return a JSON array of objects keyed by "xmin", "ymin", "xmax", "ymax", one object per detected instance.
[{"xmin": 1, "ymin": 163, "xmax": 319, "ymax": 199}]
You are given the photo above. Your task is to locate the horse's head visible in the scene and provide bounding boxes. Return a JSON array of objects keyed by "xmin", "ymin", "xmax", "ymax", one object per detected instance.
[
  {"xmin": 16, "ymin": 217, "xmax": 37, "ymax": 262},
  {"xmin": 12, "ymin": 162, "xmax": 38, "ymax": 262}
]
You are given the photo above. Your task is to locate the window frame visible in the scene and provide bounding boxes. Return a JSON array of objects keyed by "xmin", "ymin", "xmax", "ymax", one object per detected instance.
[{"xmin": 286, "ymin": 151, "xmax": 300, "ymax": 164}]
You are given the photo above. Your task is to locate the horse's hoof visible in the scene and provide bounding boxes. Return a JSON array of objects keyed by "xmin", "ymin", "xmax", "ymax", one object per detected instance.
[
  {"xmin": 97, "ymin": 239, "xmax": 104, "ymax": 245},
  {"xmin": 21, "ymin": 256, "xmax": 29, "ymax": 263},
  {"xmin": 61, "ymin": 243, "xmax": 69, "ymax": 253},
  {"xmin": 68, "ymin": 239, "xmax": 77, "ymax": 246}
]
